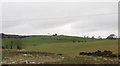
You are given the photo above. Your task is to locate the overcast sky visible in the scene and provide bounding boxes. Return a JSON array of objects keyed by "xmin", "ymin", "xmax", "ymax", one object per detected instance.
[{"xmin": 1, "ymin": 2, "xmax": 118, "ymax": 38}]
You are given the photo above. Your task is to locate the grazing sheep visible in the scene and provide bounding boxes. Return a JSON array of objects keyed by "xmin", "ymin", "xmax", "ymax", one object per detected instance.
[
  {"xmin": 78, "ymin": 40, "xmax": 80, "ymax": 43},
  {"xmin": 72, "ymin": 40, "xmax": 76, "ymax": 43},
  {"xmin": 57, "ymin": 53, "xmax": 62, "ymax": 56}
]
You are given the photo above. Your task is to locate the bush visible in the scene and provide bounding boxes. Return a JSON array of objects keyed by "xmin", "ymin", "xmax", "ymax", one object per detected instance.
[{"xmin": 80, "ymin": 50, "xmax": 116, "ymax": 58}]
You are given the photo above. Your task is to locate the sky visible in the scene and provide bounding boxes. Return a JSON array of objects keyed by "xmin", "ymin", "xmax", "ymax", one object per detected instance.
[{"xmin": 1, "ymin": 1, "xmax": 118, "ymax": 38}]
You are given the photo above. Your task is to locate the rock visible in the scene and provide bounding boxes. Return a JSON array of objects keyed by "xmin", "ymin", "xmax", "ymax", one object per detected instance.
[
  {"xmin": 103, "ymin": 58, "xmax": 107, "ymax": 60},
  {"xmin": 25, "ymin": 60, "xmax": 29, "ymax": 64},
  {"xmin": 22, "ymin": 54, "xmax": 33, "ymax": 57},
  {"xmin": 61, "ymin": 57, "xmax": 64, "ymax": 59},
  {"xmin": 30, "ymin": 62, "xmax": 36, "ymax": 64},
  {"xmin": 12, "ymin": 61, "xmax": 16, "ymax": 64}
]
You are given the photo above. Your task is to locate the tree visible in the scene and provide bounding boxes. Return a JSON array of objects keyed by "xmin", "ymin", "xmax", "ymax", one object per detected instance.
[
  {"xmin": 54, "ymin": 33, "xmax": 57, "ymax": 36},
  {"xmin": 84, "ymin": 36, "xmax": 86, "ymax": 39},
  {"xmin": 107, "ymin": 34, "xmax": 117, "ymax": 39},
  {"xmin": 86, "ymin": 36, "xmax": 89, "ymax": 39},
  {"xmin": 118, "ymin": 36, "xmax": 120, "ymax": 39},
  {"xmin": 98, "ymin": 36, "xmax": 102, "ymax": 39},
  {"xmin": 91, "ymin": 36, "xmax": 95, "ymax": 39},
  {"xmin": 53, "ymin": 33, "xmax": 57, "ymax": 36}
]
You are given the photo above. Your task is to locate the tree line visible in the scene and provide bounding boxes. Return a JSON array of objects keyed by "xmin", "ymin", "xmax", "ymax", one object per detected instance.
[{"xmin": 2, "ymin": 40, "xmax": 22, "ymax": 50}]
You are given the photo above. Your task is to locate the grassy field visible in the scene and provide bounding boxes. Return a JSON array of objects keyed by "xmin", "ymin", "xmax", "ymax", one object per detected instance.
[
  {"xmin": 2, "ymin": 36, "xmax": 119, "ymax": 64},
  {"xmin": 25, "ymin": 40, "xmax": 118, "ymax": 56}
]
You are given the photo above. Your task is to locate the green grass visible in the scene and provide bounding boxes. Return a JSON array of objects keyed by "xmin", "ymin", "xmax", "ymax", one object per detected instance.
[
  {"xmin": 24, "ymin": 40, "xmax": 118, "ymax": 56},
  {"xmin": 21, "ymin": 36, "xmax": 94, "ymax": 45},
  {"xmin": 2, "ymin": 36, "xmax": 119, "ymax": 64},
  {"xmin": 2, "ymin": 36, "xmax": 95, "ymax": 49},
  {"xmin": 2, "ymin": 36, "xmax": 118, "ymax": 56}
]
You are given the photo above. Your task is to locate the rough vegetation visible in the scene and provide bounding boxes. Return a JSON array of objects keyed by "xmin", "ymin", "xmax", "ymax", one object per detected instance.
[
  {"xmin": 80, "ymin": 50, "xmax": 117, "ymax": 57},
  {"xmin": 1, "ymin": 33, "xmax": 119, "ymax": 64}
]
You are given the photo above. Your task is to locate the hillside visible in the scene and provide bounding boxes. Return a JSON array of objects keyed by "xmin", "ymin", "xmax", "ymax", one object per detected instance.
[
  {"xmin": 1, "ymin": 33, "xmax": 119, "ymax": 64},
  {"xmin": 2, "ymin": 33, "xmax": 96, "ymax": 48}
]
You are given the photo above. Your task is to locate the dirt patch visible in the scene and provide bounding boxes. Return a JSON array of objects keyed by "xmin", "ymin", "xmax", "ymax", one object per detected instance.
[{"xmin": 2, "ymin": 49, "xmax": 63, "ymax": 64}]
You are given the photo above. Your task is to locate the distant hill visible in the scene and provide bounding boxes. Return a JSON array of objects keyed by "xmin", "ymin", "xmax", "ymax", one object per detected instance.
[
  {"xmin": 0, "ymin": 33, "xmax": 84, "ymax": 39},
  {"xmin": 0, "ymin": 33, "xmax": 22, "ymax": 38}
]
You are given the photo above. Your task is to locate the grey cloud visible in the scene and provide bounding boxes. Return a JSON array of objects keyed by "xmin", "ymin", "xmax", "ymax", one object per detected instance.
[
  {"xmin": 2, "ymin": 2, "xmax": 118, "ymax": 37},
  {"xmin": 71, "ymin": 14, "xmax": 117, "ymax": 32}
]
